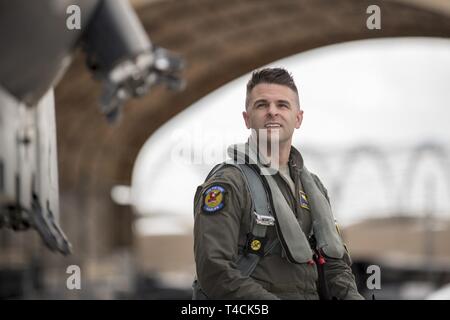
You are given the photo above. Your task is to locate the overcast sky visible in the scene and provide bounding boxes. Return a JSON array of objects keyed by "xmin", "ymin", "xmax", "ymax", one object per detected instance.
[{"xmin": 127, "ymin": 37, "xmax": 450, "ymax": 236}]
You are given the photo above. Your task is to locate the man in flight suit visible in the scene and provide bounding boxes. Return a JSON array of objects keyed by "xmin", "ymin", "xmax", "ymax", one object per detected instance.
[{"xmin": 193, "ymin": 68, "xmax": 363, "ymax": 300}]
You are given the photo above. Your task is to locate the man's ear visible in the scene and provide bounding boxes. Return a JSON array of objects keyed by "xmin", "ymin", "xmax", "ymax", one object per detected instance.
[
  {"xmin": 295, "ymin": 109, "xmax": 304, "ymax": 129},
  {"xmin": 243, "ymin": 110, "xmax": 251, "ymax": 129}
]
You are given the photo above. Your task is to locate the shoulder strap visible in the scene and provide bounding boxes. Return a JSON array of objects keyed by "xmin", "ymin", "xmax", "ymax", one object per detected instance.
[
  {"xmin": 209, "ymin": 161, "xmax": 277, "ymax": 277},
  {"xmin": 234, "ymin": 163, "xmax": 274, "ymax": 237}
]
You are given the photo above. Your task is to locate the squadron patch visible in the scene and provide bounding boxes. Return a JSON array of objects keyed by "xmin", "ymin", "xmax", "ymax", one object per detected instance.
[
  {"xmin": 202, "ymin": 185, "xmax": 226, "ymax": 213},
  {"xmin": 299, "ymin": 191, "xmax": 310, "ymax": 211}
]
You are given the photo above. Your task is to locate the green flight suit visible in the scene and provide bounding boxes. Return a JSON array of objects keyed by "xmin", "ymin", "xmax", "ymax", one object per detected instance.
[{"xmin": 193, "ymin": 146, "xmax": 363, "ymax": 300}]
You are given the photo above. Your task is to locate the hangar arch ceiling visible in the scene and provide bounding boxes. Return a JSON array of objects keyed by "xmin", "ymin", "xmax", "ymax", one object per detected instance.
[{"xmin": 54, "ymin": 0, "xmax": 450, "ymax": 254}]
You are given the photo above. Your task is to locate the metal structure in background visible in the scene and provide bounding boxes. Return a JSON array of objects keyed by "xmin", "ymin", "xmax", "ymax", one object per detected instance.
[
  {"xmin": 302, "ymin": 142, "xmax": 450, "ymax": 214},
  {"xmin": 0, "ymin": 0, "xmax": 184, "ymax": 255}
]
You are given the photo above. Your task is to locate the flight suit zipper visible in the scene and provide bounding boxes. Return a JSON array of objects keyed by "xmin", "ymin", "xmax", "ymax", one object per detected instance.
[{"xmin": 289, "ymin": 160, "xmax": 301, "ymax": 219}]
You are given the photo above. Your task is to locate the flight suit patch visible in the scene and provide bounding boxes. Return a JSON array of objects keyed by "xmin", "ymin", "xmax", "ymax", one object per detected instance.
[
  {"xmin": 251, "ymin": 239, "xmax": 262, "ymax": 251},
  {"xmin": 245, "ymin": 234, "xmax": 267, "ymax": 256},
  {"xmin": 202, "ymin": 185, "xmax": 226, "ymax": 213},
  {"xmin": 299, "ymin": 191, "xmax": 310, "ymax": 211}
]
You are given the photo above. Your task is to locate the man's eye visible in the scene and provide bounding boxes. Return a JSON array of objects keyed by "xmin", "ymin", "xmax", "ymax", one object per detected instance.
[
  {"xmin": 256, "ymin": 103, "xmax": 266, "ymax": 108},
  {"xmin": 279, "ymin": 104, "xmax": 288, "ymax": 108}
]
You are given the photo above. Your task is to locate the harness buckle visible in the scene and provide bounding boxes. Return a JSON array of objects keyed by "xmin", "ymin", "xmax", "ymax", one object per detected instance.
[{"xmin": 253, "ymin": 211, "xmax": 275, "ymax": 226}]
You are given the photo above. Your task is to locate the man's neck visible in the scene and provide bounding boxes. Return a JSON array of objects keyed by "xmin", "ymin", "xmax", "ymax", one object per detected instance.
[
  {"xmin": 267, "ymin": 141, "xmax": 291, "ymax": 167},
  {"xmin": 248, "ymin": 134, "xmax": 292, "ymax": 168}
]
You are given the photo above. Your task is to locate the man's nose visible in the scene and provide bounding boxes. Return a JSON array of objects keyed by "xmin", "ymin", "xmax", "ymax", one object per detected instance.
[{"xmin": 267, "ymin": 102, "xmax": 278, "ymax": 117}]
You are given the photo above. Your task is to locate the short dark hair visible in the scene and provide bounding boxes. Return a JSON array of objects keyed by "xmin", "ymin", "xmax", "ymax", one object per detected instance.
[{"xmin": 245, "ymin": 67, "xmax": 299, "ymax": 108}]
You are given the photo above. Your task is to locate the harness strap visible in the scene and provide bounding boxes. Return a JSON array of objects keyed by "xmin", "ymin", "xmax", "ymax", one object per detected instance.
[{"xmin": 205, "ymin": 162, "xmax": 277, "ymax": 276}]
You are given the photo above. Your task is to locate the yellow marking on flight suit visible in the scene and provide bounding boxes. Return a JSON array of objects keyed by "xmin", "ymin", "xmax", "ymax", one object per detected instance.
[
  {"xmin": 250, "ymin": 239, "xmax": 261, "ymax": 251},
  {"xmin": 299, "ymin": 191, "xmax": 310, "ymax": 211}
]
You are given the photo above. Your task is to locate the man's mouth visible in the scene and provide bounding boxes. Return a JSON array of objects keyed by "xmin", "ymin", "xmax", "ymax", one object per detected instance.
[{"xmin": 264, "ymin": 123, "xmax": 282, "ymax": 128}]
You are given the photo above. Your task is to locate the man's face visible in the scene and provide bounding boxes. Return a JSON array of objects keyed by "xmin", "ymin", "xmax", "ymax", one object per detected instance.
[{"xmin": 243, "ymin": 83, "xmax": 303, "ymax": 145}]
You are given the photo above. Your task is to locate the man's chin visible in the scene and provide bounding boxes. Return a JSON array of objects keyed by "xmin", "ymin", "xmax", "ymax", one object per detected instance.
[{"xmin": 257, "ymin": 128, "xmax": 281, "ymax": 136}]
